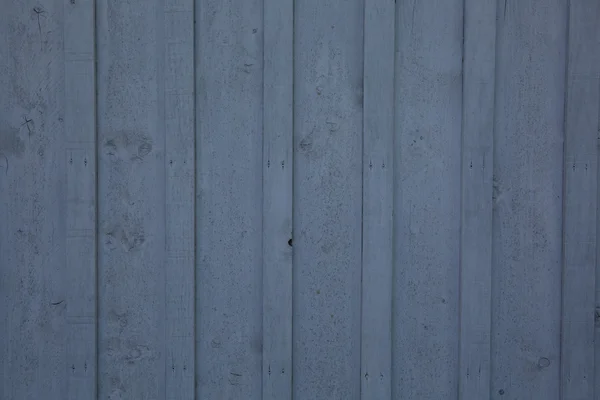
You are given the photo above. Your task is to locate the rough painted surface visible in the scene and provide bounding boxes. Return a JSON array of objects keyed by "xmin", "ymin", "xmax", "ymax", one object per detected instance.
[
  {"xmin": 561, "ymin": 1, "xmax": 600, "ymax": 399},
  {"xmin": 360, "ymin": 0, "xmax": 395, "ymax": 398},
  {"xmin": 393, "ymin": 0, "xmax": 463, "ymax": 398},
  {"xmin": 3, "ymin": 1, "xmax": 600, "ymax": 399},
  {"xmin": 458, "ymin": 0, "xmax": 496, "ymax": 398},
  {"xmin": 491, "ymin": 1, "xmax": 567, "ymax": 399},
  {"xmin": 64, "ymin": 0, "xmax": 97, "ymax": 398},
  {"xmin": 0, "ymin": 1, "xmax": 68, "ymax": 398},
  {"xmin": 195, "ymin": 0, "xmax": 264, "ymax": 398},
  {"xmin": 164, "ymin": 0, "xmax": 196, "ymax": 398},
  {"xmin": 96, "ymin": 0, "xmax": 167, "ymax": 398},
  {"xmin": 262, "ymin": 0, "xmax": 293, "ymax": 397},
  {"xmin": 293, "ymin": 0, "xmax": 363, "ymax": 398}
]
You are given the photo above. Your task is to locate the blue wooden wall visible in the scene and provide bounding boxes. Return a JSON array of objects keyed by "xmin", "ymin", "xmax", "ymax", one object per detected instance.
[{"xmin": 1, "ymin": 0, "xmax": 599, "ymax": 398}]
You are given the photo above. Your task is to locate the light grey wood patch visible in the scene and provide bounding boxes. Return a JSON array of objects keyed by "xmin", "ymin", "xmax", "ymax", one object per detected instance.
[
  {"xmin": 0, "ymin": 0, "xmax": 68, "ymax": 398},
  {"xmin": 393, "ymin": 0, "xmax": 463, "ymax": 398},
  {"xmin": 562, "ymin": 1, "xmax": 600, "ymax": 399},
  {"xmin": 458, "ymin": 0, "xmax": 496, "ymax": 398},
  {"xmin": 164, "ymin": 0, "xmax": 195, "ymax": 398},
  {"xmin": 96, "ymin": 0, "xmax": 167, "ymax": 398},
  {"xmin": 195, "ymin": 0, "xmax": 264, "ymax": 398},
  {"xmin": 293, "ymin": 0, "xmax": 363, "ymax": 398},
  {"xmin": 64, "ymin": 1, "xmax": 97, "ymax": 396},
  {"xmin": 262, "ymin": 0, "xmax": 293, "ymax": 397},
  {"xmin": 360, "ymin": 0, "xmax": 394, "ymax": 398},
  {"xmin": 491, "ymin": 1, "xmax": 567, "ymax": 398}
]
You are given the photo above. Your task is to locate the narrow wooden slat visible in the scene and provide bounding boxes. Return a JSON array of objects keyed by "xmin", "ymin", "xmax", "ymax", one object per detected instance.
[
  {"xmin": 561, "ymin": 1, "xmax": 600, "ymax": 399},
  {"xmin": 597, "ymin": 103, "xmax": 600, "ymax": 400},
  {"xmin": 164, "ymin": 1, "xmax": 195, "ymax": 398},
  {"xmin": 195, "ymin": 0, "xmax": 264, "ymax": 398},
  {"xmin": 262, "ymin": 0, "xmax": 293, "ymax": 397},
  {"xmin": 0, "ymin": 0, "xmax": 68, "ymax": 398},
  {"xmin": 0, "ymin": 13, "xmax": 8, "ymax": 397},
  {"xmin": 393, "ymin": 0, "xmax": 463, "ymax": 398},
  {"xmin": 96, "ymin": 0, "xmax": 167, "ymax": 397},
  {"xmin": 458, "ymin": 0, "xmax": 496, "ymax": 398},
  {"xmin": 293, "ymin": 0, "xmax": 364, "ymax": 397},
  {"xmin": 360, "ymin": 0, "xmax": 395, "ymax": 398},
  {"xmin": 64, "ymin": 0, "xmax": 97, "ymax": 397},
  {"xmin": 491, "ymin": 1, "xmax": 567, "ymax": 398}
]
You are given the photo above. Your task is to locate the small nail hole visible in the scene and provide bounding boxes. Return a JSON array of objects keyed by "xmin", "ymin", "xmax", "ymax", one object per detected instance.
[{"xmin": 288, "ymin": 239, "xmax": 292, "ymax": 247}]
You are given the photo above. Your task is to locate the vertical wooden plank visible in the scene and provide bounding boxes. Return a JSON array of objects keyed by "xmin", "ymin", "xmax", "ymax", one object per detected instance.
[
  {"xmin": 0, "ymin": 11, "xmax": 5, "ymax": 393},
  {"xmin": 597, "ymin": 92, "xmax": 600, "ymax": 400},
  {"xmin": 597, "ymin": 80, "xmax": 600, "ymax": 400},
  {"xmin": 458, "ymin": 0, "xmax": 496, "ymax": 398},
  {"xmin": 561, "ymin": 1, "xmax": 600, "ymax": 399},
  {"xmin": 164, "ymin": 0, "xmax": 195, "ymax": 398},
  {"xmin": 195, "ymin": 0, "xmax": 263, "ymax": 398},
  {"xmin": 0, "ymin": 5, "xmax": 9, "ymax": 397},
  {"xmin": 0, "ymin": 0, "xmax": 68, "ymax": 398},
  {"xmin": 360, "ymin": 0, "xmax": 394, "ymax": 398},
  {"xmin": 64, "ymin": 0, "xmax": 97, "ymax": 398},
  {"xmin": 262, "ymin": 0, "xmax": 293, "ymax": 397},
  {"xmin": 392, "ymin": 0, "xmax": 463, "ymax": 398},
  {"xmin": 491, "ymin": 0, "xmax": 567, "ymax": 398},
  {"xmin": 293, "ymin": 0, "xmax": 363, "ymax": 397},
  {"xmin": 96, "ymin": 0, "xmax": 167, "ymax": 397}
]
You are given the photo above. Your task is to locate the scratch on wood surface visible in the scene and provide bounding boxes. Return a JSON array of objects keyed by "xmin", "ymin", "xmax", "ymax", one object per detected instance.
[
  {"xmin": 21, "ymin": 116, "xmax": 33, "ymax": 136},
  {"xmin": 33, "ymin": 6, "xmax": 45, "ymax": 50}
]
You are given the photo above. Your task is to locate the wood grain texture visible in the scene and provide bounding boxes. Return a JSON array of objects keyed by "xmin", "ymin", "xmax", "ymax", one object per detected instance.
[
  {"xmin": 293, "ymin": 0, "xmax": 363, "ymax": 398},
  {"xmin": 64, "ymin": 0, "xmax": 97, "ymax": 398},
  {"xmin": 96, "ymin": 0, "xmax": 167, "ymax": 397},
  {"xmin": 458, "ymin": 0, "xmax": 496, "ymax": 398},
  {"xmin": 164, "ymin": 0, "xmax": 195, "ymax": 398},
  {"xmin": 3, "ymin": 1, "xmax": 600, "ymax": 399},
  {"xmin": 393, "ymin": 0, "xmax": 463, "ymax": 398},
  {"xmin": 0, "ymin": 0, "xmax": 68, "ymax": 398},
  {"xmin": 360, "ymin": 0, "xmax": 395, "ymax": 398},
  {"xmin": 491, "ymin": 1, "xmax": 567, "ymax": 398},
  {"xmin": 597, "ymin": 91, "xmax": 600, "ymax": 400},
  {"xmin": 262, "ymin": 0, "xmax": 294, "ymax": 397},
  {"xmin": 561, "ymin": 1, "xmax": 600, "ymax": 399},
  {"xmin": 195, "ymin": 0, "xmax": 264, "ymax": 398}
]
